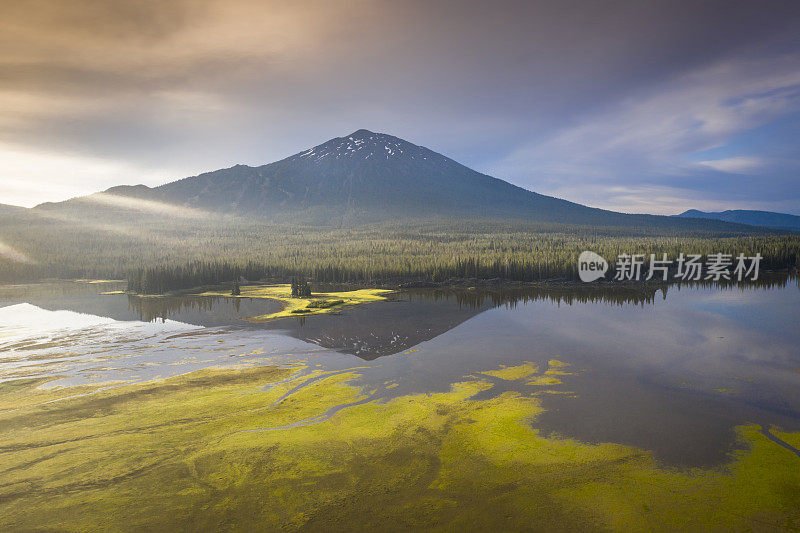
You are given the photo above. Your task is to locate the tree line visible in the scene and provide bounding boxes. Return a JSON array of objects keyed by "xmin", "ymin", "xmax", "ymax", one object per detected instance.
[{"xmin": 1, "ymin": 211, "xmax": 798, "ymax": 293}]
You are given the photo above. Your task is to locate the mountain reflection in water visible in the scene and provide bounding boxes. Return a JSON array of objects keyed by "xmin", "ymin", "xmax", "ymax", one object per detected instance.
[{"xmin": 1, "ymin": 276, "xmax": 798, "ymax": 467}]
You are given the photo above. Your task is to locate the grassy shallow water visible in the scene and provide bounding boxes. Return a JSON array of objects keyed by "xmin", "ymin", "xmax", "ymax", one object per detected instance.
[
  {"xmin": 198, "ymin": 284, "xmax": 393, "ymax": 321},
  {"xmin": 0, "ymin": 362, "xmax": 799, "ymax": 531}
]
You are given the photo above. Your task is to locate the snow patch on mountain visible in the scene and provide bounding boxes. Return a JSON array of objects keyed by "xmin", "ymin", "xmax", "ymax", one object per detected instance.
[{"xmin": 293, "ymin": 129, "xmax": 424, "ymax": 163}]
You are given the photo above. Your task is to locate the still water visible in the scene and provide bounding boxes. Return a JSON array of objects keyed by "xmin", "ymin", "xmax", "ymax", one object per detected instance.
[{"xmin": 1, "ymin": 279, "xmax": 798, "ymax": 468}]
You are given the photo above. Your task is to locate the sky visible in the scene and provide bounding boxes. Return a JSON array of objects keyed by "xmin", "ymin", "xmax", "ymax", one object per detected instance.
[{"xmin": 1, "ymin": 0, "xmax": 799, "ymax": 214}]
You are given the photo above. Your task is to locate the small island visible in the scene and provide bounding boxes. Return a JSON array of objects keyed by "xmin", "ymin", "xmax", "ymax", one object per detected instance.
[{"xmin": 198, "ymin": 283, "xmax": 393, "ymax": 321}]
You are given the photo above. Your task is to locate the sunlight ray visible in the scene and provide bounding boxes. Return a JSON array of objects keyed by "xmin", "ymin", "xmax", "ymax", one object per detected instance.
[
  {"xmin": 0, "ymin": 241, "xmax": 33, "ymax": 263},
  {"xmin": 83, "ymin": 192, "xmax": 211, "ymax": 219}
]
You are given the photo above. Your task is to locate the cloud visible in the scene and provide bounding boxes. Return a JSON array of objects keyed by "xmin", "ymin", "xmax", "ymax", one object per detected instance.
[
  {"xmin": 0, "ymin": 144, "xmax": 181, "ymax": 207},
  {"xmin": 550, "ymin": 184, "xmax": 800, "ymax": 216},
  {"xmin": 1, "ymin": 0, "xmax": 800, "ymax": 212},
  {"xmin": 494, "ymin": 53, "xmax": 800, "ymax": 213},
  {"xmin": 696, "ymin": 157, "xmax": 764, "ymax": 174}
]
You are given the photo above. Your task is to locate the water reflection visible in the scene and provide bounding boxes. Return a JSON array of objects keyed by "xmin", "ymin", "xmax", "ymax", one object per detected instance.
[
  {"xmin": 355, "ymin": 279, "xmax": 800, "ymax": 466},
  {"xmin": 261, "ymin": 274, "xmax": 797, "ymax": 359},
  {"xmin": 127, "ymin": 295, "xmax": 246, "ymax": 324},
  {"xmin": 0, "ymin": 283, "xmax": 281, "ymax": 328},
  {"xmin": 1, "ymin": 277, "xmax": 798, "ymax": 468}
]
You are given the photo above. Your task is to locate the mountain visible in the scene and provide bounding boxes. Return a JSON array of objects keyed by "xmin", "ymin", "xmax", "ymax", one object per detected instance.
[
  {"xmin": 35, "ymin": 129, "xmax": 773, "ymax": 232},
  {"xmin": 676, "ymin": 209, "xmax": 800, "ymax": 232},
  {"xmin": 0, "ymin": 203, "xmax": 26, "ymax": 216},
  {"xmin": 92, "ymin": 129, "xmax": 619, "ymax": 223}
]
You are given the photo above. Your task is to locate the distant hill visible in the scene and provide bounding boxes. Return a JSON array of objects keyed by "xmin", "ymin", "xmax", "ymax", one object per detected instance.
[
  {"xmin": 0, "ymin": 203, "xmax": 26, "ymax": 216},
  {"xmin": 35, "ymin": 129, "xmax": 772, "ymax": 233},
  {"xmin": 676, "ymin": 209, "xmax": 800, "ymax": 232}
]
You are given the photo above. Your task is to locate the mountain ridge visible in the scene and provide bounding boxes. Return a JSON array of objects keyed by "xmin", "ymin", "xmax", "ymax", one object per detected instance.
[
  {"xmin": 676, "ymin": 209, "xmax": 800, "ymax": 232},
  {"xmin": 32, "ymin": 129, "xmax": 779, "ymax": 233},
  {"xmin": 0, "ymin": 203, "xmax": 26, "ymax": 216}
]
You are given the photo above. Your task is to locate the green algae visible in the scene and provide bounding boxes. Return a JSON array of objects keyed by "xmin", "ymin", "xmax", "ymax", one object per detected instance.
[
  {"xmin": 481, "ymin": 362, "xmax": 539, "ymax": 380},
  {"xmin": 522, "ymin": 359, "xmax": 576, "ymax": 386},
  {"xmin": 527, "ymin": 375, "xmax": 564, "ymax": 386},
  {"xmin": 0, "ymin": 363, "xmax": 798, "ymax": 531},
  {"xmin": 480, "ymin": 360, "xmax": 576, "ymax": 384}
]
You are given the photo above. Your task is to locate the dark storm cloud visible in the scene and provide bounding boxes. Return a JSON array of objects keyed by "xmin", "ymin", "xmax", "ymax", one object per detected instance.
[{"xmin": 1, "ymin": 0, "xmax": 799, "ymax": 212}]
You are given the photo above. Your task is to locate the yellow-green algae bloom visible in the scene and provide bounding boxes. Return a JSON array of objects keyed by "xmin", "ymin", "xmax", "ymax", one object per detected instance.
[
  {"xmin": 199, "ymin": 284, "xmax": 393, "ymax": 321},
  {"xmin": 481, "ymin": 361, "xmax": 539, "ymax": 380},
  {"xmin": 0, "ymin": 362, "xmax": 798, "ymax": 531}
]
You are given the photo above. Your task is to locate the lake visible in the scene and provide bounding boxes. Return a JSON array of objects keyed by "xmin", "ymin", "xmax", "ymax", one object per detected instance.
[{"xmin": 1, "ymin": 279, "xmax": 799, "ymax": 529}]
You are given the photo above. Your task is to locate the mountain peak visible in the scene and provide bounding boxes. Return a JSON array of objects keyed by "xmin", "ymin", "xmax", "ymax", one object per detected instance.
[
  {"xmin": 349, "ymin": 128, "xmax": 377, "ymax": 138},
  {"xmin": 290, "ymin": 129, "xmax": 427, "ymax": 163}
]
